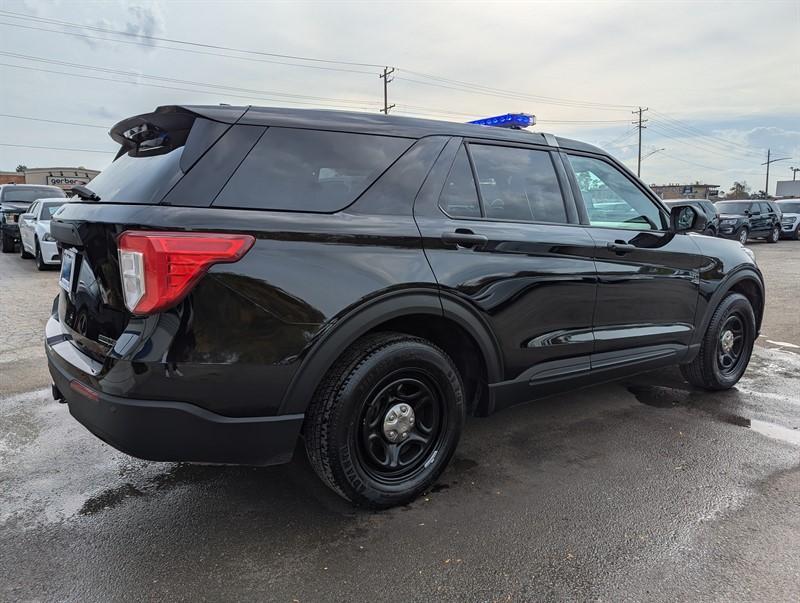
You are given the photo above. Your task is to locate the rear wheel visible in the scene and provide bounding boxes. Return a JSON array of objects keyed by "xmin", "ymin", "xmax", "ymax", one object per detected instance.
[
  {"xmin": 304, "ymin": 332, "xmax": 465, "ymax": 508},
  {"xmin": 1, "ymin": 232, "xmax": 14, "ymax": 253},
  {"xmin": 737, "ymin": 227, "xmax": 748, "ymax": 245},
  {"xmin": 767, "ymin": 224, "xmax": 780, "ymax": 243},
  {"xmin": 680, "ymin": 292, "xmax": 756, "ymax": 390}
]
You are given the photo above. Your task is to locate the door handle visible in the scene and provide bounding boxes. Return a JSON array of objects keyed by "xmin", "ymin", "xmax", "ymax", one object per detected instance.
[
  {"xmin": 441, "ymin": 229, "xmax": 488, "ymax": 249},
  {"xmin": 607, "ymin": 241, "xmax": 637, "ymax": 254}
]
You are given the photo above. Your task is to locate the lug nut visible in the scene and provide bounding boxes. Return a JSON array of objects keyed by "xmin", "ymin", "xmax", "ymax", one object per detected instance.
[
  {"xmin": 400, "ymin": 405, "xmax": 408, "ymax": 413},
  {"xmin": 388, "ymin": 412, "xmax": 396, "ymax": 421},
  {"xmin": 401, "ymin": 432, "xmax": 408, "ymax": 439},
  {"xmin": 388, "ymin": 430, "xmax": 397, "ymax": 440}
]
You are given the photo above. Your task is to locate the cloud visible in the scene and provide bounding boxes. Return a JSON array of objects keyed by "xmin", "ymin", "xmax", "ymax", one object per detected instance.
[{"xmin": 69, "ymin": 2, "xmax": 164, "ymax": 50}]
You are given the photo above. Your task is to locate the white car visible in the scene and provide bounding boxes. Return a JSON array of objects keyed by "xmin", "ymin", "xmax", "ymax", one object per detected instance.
[
  {"xmin": 777, "ymin": 198, "xmax": 800, "ymax": 240},
  {"xmin": 19, "ymin": 198, "xmax": 68, "ymax": 269}
]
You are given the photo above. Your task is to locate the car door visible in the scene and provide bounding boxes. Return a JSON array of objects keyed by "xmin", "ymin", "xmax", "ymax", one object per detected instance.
[
  {"xmin": 19, "ymin": 201, "xmax": 37, "ymax": 252},
  {"xmin": 414, "ymin": 138, "xmax": 598, "ymax": 409},
  {"xmin": 562, "ymin": 152, "xmax": 705, "ymax": 370}
]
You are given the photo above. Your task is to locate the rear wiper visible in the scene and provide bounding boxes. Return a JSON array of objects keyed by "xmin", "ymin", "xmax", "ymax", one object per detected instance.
[{"xmin": 70, "ymin": 184, "xmax": 101, "ymax": 202}]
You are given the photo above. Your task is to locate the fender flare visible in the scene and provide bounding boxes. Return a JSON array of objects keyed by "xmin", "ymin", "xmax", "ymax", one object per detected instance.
[
  {"xmin": 692, "ymin": 266, "xmax": 765, "ymax": 347},
  {"xmin": 278, "ymin": 288, "xmax": 503, "ymax": 415}
]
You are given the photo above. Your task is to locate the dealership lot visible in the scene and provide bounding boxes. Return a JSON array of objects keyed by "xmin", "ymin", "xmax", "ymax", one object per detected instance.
[{"xmin": 1, "ymin": 241, "xmax": 799, "ymax": 601}]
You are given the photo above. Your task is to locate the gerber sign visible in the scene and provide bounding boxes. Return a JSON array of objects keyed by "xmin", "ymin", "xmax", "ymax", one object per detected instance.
[{"xmin": 46, "ymin": 176, "xmax": 91, "ymax": 188}]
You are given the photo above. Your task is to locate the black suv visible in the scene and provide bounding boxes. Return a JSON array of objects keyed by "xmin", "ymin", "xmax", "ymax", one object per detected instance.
[
  {"xmin": 716, "ymin": 200, "xmax": 782, "ymax": 244},
  {"xmin": 46, "ymin": 105, "xmax": 764, "ymax": 507},
  {"xmin": 0, "ymin": 184, "xmax": 66, "ymax": 252},
  {"xmin": 663, "ymin": 199, "xmax": 720, "ymax": 236}
]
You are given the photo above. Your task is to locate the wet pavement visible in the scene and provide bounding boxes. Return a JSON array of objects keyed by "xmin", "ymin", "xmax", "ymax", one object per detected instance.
[{"xmin": 1, "ymin": 241, "xmax": 799, "ymax": 602}]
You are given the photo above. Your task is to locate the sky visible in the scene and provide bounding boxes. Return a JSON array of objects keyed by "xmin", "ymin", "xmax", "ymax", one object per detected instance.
[{"xmin": 0, "ymin": 0, "xmax": 798, "ymax": 195}]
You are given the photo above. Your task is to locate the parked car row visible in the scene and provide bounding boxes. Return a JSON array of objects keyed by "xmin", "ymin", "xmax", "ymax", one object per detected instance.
[
  {"xmin": 662, "ymin": 197, "xmax": 800, "ymax": 243},
  {"xmin": 0, "ymin": 184, "xmax": 67, "ymax": 269}
]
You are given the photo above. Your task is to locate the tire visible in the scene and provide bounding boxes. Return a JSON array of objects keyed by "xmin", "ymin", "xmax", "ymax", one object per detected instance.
[
  {"xmin": 767, "ymin": 224, "xmax": 780, "ymax": 243},
  {"xmin": 737, "ymin": 227, "xmax": 748, "ymax": 245},
  {"xmin": 1, "ymin": 232, "xmax": 14, "ymax": 253},
  {"xmin": 792, "ymin": 226, "xmax": 800, "ymax": 241},
  {"xmin": 703, "ymin": 226, "xmax": 716, "ymax": 237},
  {"xmin": 304, "ymin": 332, "xmax": 465, "ymax": 508},
  {"xmin": 20, "ymin": 239, "xmax": 33, "ymax": 259},
  {"xmin": 35, "ymin": 241, "xmax": 47, "ymax": 271},
  {"xmin": 680, "ymin": 292, "xmax": 756, "ymax": 390}
]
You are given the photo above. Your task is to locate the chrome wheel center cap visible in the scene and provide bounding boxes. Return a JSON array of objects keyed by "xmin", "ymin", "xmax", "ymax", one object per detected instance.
[
  {"xmin": 720, "ymin": 330, "xmax": 735, "ymax": 354},
  {"xmin": 383, "ymin": 403, "xmax": 415, "ymax": 442}
]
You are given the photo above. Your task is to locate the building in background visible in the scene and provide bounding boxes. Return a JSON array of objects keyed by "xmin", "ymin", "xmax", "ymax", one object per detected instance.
[
  {"xmin": 650, "ymin": 183, "xmax": 720, "ymax": 200},
  {"xmin": 775, "ymin": 180, "xmax": 800, "ymax": 198},
  {"xmin": 0, "ymin": 167, "xmax": 101, "ymax": 189}
]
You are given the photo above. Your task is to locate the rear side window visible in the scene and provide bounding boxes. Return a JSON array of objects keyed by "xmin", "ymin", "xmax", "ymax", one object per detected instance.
[
  {"xmin": 469, "ymin": 145, "xmax": 567, "ymax": 223},
  {"xmin": 214, "ymin": 128, "xmax": 413, "ymax": 212}
]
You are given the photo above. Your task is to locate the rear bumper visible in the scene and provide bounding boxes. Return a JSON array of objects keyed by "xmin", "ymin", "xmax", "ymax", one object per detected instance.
[
  {"xmin": 46, "ymin": 316, "xmax": 303, "ymax": 466},
  {"xmin": 1, "ymin": 223, "xmax": 19, "ymax": 237}
]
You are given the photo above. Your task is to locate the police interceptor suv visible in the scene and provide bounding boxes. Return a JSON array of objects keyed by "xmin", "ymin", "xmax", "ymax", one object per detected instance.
[{"xmin": 46, "ymin": 105, "xmax": 765, "ymax": 508}]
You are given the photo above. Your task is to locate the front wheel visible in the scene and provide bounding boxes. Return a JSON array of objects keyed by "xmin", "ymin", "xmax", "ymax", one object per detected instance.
[
  {"xmin": 737, "ymin": 227, "xmax": 749, "ymax": 245},
  {"xmin": 680, "ymin": 292, "xmax": 756, "ymax": 390},
  {"xmin": 35, "ymin": 242, "xmax": 47, "ymax": 271},
  {"xmin": 20, "ymin": 240, "xmax": 33, "ymax": 259},
  {"xmin": 767, "ymin": 224, "xmax": 780, "ymax": 243},
  {"xmin": 304, "ymin": 332, "xmax": 465, "ymax": 508}
]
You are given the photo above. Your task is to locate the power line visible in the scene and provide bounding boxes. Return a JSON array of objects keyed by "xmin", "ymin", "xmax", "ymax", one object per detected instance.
[
  {"xmin": 0, "ymin": 51, "xmax": 378, "ymax": 107},
  {"xmin": 649, "ymin": 118, "xmax": 762, "ymax": 160},
  {"xmin": 0, "ymin": 62, "xmax": 380, "ymax": 115},
  {"xmin": 0, "ymin": 113, "xmax": 109, "ymax": 129},
  {"xmin": 650, "ymin": 109, "xmax": 762, "ymax": 156},
  {"xmin": 400, "ymin": 69, "xmax": 636, "ymax": 111},
  {"xmin": 0, "ymin": 20, "xmax": 377, "ymax": 76},
  {"xmin": 649, "ymin": 123, "xmax": 763, "ymax": 163},
  {"xmin": 0, "ymin": 142, "xmax": 114, "ymax": 153},
  {"xmin": 0, "ymin": 9, "xmax": 384, "ymax": 69},
  {"xmin": 394, "ymin": 76, "xmax": 635, "ymax": 112}
]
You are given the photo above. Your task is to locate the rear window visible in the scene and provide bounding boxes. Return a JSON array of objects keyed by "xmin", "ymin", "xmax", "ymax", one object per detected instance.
[
  {"xmin": 40, "ymin": 201, "xmax": 66, "ymax": 219},
  {"xmin": 2, "ymin": 187, "xmax": 65, "ymax": 203},
  {"xmin": 213, "ymin": 128, "xmax": 413, "ymax": 212},
  {"xmin": 86, "ymin": 148, "xmax": 183, "ymax": 205}
]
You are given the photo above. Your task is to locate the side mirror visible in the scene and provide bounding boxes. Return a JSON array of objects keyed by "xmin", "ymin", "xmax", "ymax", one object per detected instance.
[
  {"xmin": 670, "ymin": 205, "xmax": 707, "ymax": 233},
  {"xmin": 20, "ymin": 213, "xmax": 34, "ymax": 221}
]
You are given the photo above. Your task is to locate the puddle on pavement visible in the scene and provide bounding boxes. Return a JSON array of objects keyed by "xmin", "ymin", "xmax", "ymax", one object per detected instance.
[
  {"xmin": 627, "ymin": 384, "xmax": 800, "ymax": 447},
  {"xmin": 750, "ymin": 420, "xmax": 800, "ymax": 447},
  {"xmin": 79, "ymin": 483, "xmax": 144, "ymax": 515}
]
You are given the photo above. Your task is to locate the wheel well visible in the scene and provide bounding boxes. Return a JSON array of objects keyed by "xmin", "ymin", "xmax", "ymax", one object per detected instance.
[
  {"xmin": 367, "ymin": 314, "xmax": 490, "ymax": 416},
  {"xmin": 729, "ymin": 278, "xmax": 763, "ymax": 331}
]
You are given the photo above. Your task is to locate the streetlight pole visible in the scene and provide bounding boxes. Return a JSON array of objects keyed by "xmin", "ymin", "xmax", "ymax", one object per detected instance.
[
  {"xmin": 791, "ymin": 166, "xmax": 800, "ymax": 181},
  {"xmin": 762, "ymin": 149, "xmax": 791, "ymax": 197}
]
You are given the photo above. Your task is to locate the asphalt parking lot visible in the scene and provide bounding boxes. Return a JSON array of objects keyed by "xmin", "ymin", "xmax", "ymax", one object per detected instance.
[{"xmin": 1, "ymin": 240, "xmax": 799, "ymax": 602}]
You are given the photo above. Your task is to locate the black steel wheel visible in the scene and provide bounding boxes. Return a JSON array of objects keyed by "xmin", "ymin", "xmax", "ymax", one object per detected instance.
[
  {"xmin": 356, "ymin": 372, "xmax": 445, "ymax": 484},
  {"xmin": 681, "ymin": 292, "xmax": 756, "ymax": 390},
  {"xmin": 304, "ymin": 332, "xmax": 465, "ymax": 508}
]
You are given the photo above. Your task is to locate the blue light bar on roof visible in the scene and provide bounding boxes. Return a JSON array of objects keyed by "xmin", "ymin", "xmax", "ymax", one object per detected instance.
[{"xmin": 468, "ymin": 113, "xmax": 536, "ymax": 129}]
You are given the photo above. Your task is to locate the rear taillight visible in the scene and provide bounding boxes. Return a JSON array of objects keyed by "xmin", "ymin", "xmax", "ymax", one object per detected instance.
[{"xmin": 117, "ymin": 231, "xmax": 255, "ymax": 315}]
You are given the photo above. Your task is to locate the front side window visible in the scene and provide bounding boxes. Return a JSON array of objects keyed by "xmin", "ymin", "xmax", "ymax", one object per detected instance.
[
  {"xmin": 568, "ymin": 155, "xmax": 666, "ymax": 230},
  {"xmin": 214, "ymin": 128, "xmax": 413, "ymax": 212}
]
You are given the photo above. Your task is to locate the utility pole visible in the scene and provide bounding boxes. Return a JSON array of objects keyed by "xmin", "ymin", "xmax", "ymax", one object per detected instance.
[
  {"xmin": 632, "ymin": 107, "xmax": 648, "ymax": 178},
  {"xmin": 761, "ymin": 149, "xmax": 792, "ymax": 197},
  {"xmin": 790, "ymin": 166, "xmax": 800, "ymax": 181},
  {"xmin": 379, "ymin": 67, "xmax": 395, "ymax": 115}
]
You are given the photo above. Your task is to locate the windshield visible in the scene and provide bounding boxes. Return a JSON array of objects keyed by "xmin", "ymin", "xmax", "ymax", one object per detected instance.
[
  {"xmin": 716, "ymin": 202, "xmax": 751, "ymax": 213},
  {"xmin": 778, "ymin": 202, "xmax": 800, "ymax": 213},
  {"xmin": 1, "ymin": 187, "xmax": 65, "ymax": 203},
  {"xmin": 40, "ymin": 201, "xmax": 66, "ymax": 219}
]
